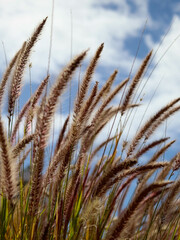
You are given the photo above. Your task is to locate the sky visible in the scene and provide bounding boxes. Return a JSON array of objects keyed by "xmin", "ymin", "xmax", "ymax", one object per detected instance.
[{"xmin": 0, "ymin": 0, "xmax": 180, "ymax": 161}]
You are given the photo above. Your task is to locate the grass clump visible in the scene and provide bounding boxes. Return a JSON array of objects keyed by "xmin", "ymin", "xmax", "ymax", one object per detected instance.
[{"xmin": 0, "ymin": 18, "xmax": 179, "ymax": 240}]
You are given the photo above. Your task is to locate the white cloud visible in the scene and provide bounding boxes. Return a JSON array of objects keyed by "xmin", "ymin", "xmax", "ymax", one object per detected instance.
[
  {"xmin": 0, "ymin": 0, "xmax": 150, "ymax": 80},
  {"xmin": 144, "ymin": 16, "xmax": 180, "ymax": 100}
]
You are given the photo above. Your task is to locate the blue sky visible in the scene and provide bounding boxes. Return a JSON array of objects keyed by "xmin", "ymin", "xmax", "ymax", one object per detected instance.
[{"xmin": 0, "ymin": 0, "xmax": 180, "ymax": 159}]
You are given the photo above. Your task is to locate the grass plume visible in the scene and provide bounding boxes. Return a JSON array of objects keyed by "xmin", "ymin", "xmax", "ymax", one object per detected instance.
[{"xmin": 0, "ymin": 18, "xmax": 179, "ymax": 240}]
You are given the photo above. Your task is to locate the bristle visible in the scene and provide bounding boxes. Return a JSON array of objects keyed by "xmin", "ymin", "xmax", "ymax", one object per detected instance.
[
  {"xmin": 18, "ymin": 148, "xmax": 31, "ymax": 169},
  {"xmin": 74, "ymin": 43, "xmax": 104, "ymax": 116},
  {"xmin": 63, "ymin": 177, "xmax": 80, "ymax": 238},
  {"xmin": 149, "ymin": 140, "xmax": 175, "ymax": 164},
  {"xmin": 121, "ymin": 50, "xmax": 152, "ymax": 115},
  {"xmin": 135, "ymin": 137, "xmax": 170, "ymax": 158},
  {"xmin": 97, "ymin": 78, "xmax": 129, "ymax": 117},
  {"xmin": 0, "ymin": 20, "xmax": 179, "ymax": 239},
  {"xmin": 82, "ymin": 78, "xmax": 129, "ymax": 150},
  {"xmin": 90, "ymin": 135, "xmax": 118, "ymax": 160},
  {"xmin": 157, "ymin": 154, "xmax": 177, "ymax": 181},
  {"xmin": 8, "ymin": 41, "xmax": 27, "ymax": 117},
  {"xmin": 158, "ymin": 179, "xmax": 180, "ymax": 219},
  {"xmin": 173, "ymin": 152, "xmax": 180, "ymax": 171},
  {"xmin": 135, "ymin": 141, "xmax": 175, "ymax": 197},
  {"xmin": 105, "ymin": 181, "xmax": 172, "ymax": 240},
  {"xmin": 78, "ymin": 81, "xmax": 98, "ymax": 123},
  {"xmin": 100, "ymin": 162, "xmax": 169, "ymax": 196},
  {"xmin": 54, "ymin": 116, "xmax": 69, "ymax": 155},
  {"xmin": 94, "ymin": 158, "xmax": 137, "ymax": 197},
  {"xmin": 11, "ymin": 98, "xmax": 32, "ymax": 142},
  {"xmin": 8, "ymin": 19, "xmax": 47, "ymax": 119},
  {"xmin": 37, "ymin": 50, "xmax": 87, "ymax": 150},
  {"xmin": 9, "ymin": 18, "xmax": 47, "ymax": 117},
  {"xmin": 24, "ymin": 75, "xmax": 49, "ymax": 135},
  {"xmin": 0, "ymin": 118, "xmax": 17, "ymax": 200},
  {"xmin": 103, "ymin": 173, "xmax": 138, "ymax": 228},
  {"xmin": 12, "ymin": 134, "xmax": 35, "ymax": 158},
  {"xmin": 127, "ymin": 98, "xmax": 180, "ymax": 157},
  {"xmin": 91, "ymin": 70, "xmax": 118, "ymax": 109},
  {"xmin": 145, "ymin": 105, "xmax": 180, "ymax": 140},
  {"xmin": 0, "ymin": 47, "xmax": 21, "ymax": 110}
]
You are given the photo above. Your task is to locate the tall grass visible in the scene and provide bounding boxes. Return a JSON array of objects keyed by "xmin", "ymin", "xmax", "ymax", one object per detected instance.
[{"xmin": 0, "ymin": 18, "xmax": 179, "ymax": 240}]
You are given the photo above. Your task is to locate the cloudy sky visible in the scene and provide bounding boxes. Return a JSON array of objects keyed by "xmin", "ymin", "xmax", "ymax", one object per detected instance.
[{"xmin": 1, "ymin": 0, "xmax": 180, "ymax": 159}]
